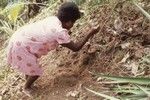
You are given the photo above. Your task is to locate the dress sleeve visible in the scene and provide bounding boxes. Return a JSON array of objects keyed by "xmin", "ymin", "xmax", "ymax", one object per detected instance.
[{"xmin": 56, "ymin": 29, "xmax": 71, "ymax": 44}]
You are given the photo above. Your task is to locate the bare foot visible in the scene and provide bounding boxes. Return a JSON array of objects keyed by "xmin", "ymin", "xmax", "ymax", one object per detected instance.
[
  {"xmin": 23, "ymin": 86, "xmax": 38, "ymax": 97},
  {"xmin": 23, "ymin": 87, "xmax": 34, "ymax": 97}
]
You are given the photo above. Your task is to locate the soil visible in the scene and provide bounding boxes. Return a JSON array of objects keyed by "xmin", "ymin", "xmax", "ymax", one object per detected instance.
[{"xmin": 0, "ymin": 1, "xmax": 150, "ymax": 100}]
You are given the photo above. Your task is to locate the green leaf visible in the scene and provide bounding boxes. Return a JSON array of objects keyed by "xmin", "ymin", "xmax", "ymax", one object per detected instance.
[
  {"xmin": 118, "ymin": 85, "xmax": 150, "ymax": 90},
  {"xmin": 136, "ymin": 85, "xmax": 150, "ymax": 96},
  {"xmin": 99, "ymin": 81, "xmax": 129, "ymax": 84},
  {"xmin": 114, "ymin": 89, "xmax": 145, "ymax": 95},
  {"xmin": 92, "ymin": 73, "xmax": 150, "ymax": 85},
  {"xmin": 0, "ymin": 2, "xmax": 24, "ymax": 23},
  {"xmin": 121, "ymin": 94, "xmax": 148, "ymax": 100},
  {"xmin": 85, "ymin": 87, "xmax": 120, "ymax": 100}
]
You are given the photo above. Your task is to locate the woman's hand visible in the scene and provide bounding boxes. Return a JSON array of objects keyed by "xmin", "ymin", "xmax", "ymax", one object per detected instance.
[
  {"xmin": 90, "ymin": 25, "xmax": 100, "ymax": 35},
  {"xmin": 89, "ymin": 21, "xmax": 100, "ymax": 36}
]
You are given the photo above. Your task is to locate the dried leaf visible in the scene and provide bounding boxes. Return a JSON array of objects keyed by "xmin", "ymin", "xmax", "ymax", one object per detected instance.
[
  {"xmin": 130, "ymin": 62, "xmax": 139, "ymax": 76},
  {"xmin": 121, "ymin": 43, "xmax": 131, "ymax": 49},
  {"xmin": 114, "ymin": 17, "xmax": 123, "ymax": 33},
  {"xmin": 119, "ymin": 52, "xmax": 130, "ymax": 63},
  {"xmin": 66, "ymin": 91, "xmax": 80, "ymax": 98}
]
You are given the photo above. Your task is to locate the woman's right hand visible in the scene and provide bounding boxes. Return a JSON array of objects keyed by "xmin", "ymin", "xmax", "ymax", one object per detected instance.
[
  {"xmin": 88, "ymin": 21, "xmax": 100, "ymax": 36},
  {"xmin": 90, "ymin": 25, "xmax": 100, "ymax": 35}
]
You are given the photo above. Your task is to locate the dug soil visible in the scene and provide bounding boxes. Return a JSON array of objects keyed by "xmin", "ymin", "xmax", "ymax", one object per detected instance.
[{"xmin": 0, "ymin": 2, "xmax": 150, "ymax": 100}]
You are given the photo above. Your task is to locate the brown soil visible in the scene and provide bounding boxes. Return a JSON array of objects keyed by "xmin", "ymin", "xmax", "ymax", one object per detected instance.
[{"xmin": 0, "ymin": 1, "xmax": 150, "ymax": 100}]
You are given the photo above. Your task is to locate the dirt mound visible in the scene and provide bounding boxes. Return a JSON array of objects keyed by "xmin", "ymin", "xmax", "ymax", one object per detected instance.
[
  {"xmin": 0, "ymin": 1, "xmax": 150, "ymax": 100},
  {"xmin": 47, "ymin": 3, "xmax": 149, "ymax": 78}
]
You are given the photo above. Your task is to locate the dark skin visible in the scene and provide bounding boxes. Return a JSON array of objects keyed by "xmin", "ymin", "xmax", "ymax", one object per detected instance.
[
  {"xmin": 24, "ymin": 19, "xmax": 100, "ymax": 93},
  {"xmin": 61, "ymin": 20, "xmax": 100, "ymax": 51}
]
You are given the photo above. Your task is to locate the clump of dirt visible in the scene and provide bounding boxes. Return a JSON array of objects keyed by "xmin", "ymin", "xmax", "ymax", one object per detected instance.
[{"xmin": 0, "ymin": 1, "xmax": 150, "ymax": 100}]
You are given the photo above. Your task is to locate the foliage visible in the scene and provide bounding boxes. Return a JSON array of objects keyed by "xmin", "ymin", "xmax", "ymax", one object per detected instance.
[
  {"xmin": 73, "ymin": 0, "xmax": 86, "ymax": 5},
  {"xmin": 85, "ymin": 87, "xmax": 120, "ymax": 100},
  {"xmin": 86, "ymin": 73, "xmax": 150, "ymax": 100},
  {"xmin": 0, "ymin": 2, "xmax": 25, "ymax": 24},
  {"xmin": 84, "ymin": 1, "xmax": 150, "ymax": 99},
  {"xmin": 0, "ymin": 0, "xmax": 8, "ymax": 8},
  {"xmin": 0, "ymin": 0, "xmax": 149, "ymax": 99}
]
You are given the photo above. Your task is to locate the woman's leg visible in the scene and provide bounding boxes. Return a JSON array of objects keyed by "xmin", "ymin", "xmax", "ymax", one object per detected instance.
[
  {"xmin": 25, "ymin": 75, "xmax": 29, "ymax": 80},
  {"xmin": 24, "ymin": 75, "xmax": 39, "ymax": 89}
]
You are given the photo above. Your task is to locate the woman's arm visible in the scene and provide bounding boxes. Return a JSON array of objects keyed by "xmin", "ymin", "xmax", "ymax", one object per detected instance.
[{"xmin": 61, "ymin": 26, "xmax": 100, "ymax": 52}]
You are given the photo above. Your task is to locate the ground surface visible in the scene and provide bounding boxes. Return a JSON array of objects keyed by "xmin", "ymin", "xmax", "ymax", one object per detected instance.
[{"xmin": 0, "ymin": 1, "xmax": 150, "ymax": 100}]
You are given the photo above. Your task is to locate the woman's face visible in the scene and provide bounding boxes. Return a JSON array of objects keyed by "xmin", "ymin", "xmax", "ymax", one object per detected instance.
[{"xmin": 62, "ymin": 21, "xmax": 75, "ymax": 30}]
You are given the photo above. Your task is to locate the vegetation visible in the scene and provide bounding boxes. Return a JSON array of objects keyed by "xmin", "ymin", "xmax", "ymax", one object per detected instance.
[
  {"xmin": 84, "ymin": 1, "xmax": 150, "ymax": 99},
  {"xmin": 0, "ymin": 0, "xmax": 149, "ymax": 99}
]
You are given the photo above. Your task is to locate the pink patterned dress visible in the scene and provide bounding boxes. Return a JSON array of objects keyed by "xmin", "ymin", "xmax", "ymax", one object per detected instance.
[{"xmin": 6, "ymin": 16, "xmax": 71, "ymax": 76}]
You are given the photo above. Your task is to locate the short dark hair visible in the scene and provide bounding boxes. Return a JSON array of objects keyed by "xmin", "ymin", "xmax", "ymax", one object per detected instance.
[{"xmin": 57, "ymin": 2, "xmax": 81, "ymax": 22}]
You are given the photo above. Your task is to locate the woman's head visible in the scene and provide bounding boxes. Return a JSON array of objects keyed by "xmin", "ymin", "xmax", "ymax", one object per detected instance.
[{"xmin": 57, "ymin": 2, "xmax": 81, "ymax": 30}]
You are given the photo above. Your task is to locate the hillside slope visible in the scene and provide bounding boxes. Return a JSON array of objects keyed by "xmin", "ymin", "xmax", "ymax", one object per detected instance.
[{"xmin": 0, "ymin": 0, "xmax": 150, "ymax": 100}]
